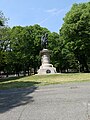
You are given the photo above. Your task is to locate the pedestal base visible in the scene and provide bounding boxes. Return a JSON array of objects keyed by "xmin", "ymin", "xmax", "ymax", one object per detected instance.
[
  {"xmin": 38, "ymin": 49, "xmax": 56, "ymax": 75},
  {"xmin": 38, "ymin": 64, "xmax": 56, "ymax": 74}
]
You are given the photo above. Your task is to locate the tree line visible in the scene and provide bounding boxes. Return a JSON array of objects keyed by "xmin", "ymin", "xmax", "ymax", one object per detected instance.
[{"xmin": 0, "ymin": 2, "xmax": 90, "ymax": 77}]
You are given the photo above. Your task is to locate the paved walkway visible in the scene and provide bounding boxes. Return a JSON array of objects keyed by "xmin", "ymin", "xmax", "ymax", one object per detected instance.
[{"xmin": 0, "ymin": 82, "xmax": 90, "ymax": 120}]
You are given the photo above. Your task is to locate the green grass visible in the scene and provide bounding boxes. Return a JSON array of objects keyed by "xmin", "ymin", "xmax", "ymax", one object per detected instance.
[{"xmin": 0, "ymin": 73, "xmax": 90, "ymax": 90}]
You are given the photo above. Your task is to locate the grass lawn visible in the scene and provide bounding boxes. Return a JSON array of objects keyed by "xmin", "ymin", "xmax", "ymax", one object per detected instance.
[{"xmin": 0, "ymin": 73, "xmax": 90, "ymax": 90}]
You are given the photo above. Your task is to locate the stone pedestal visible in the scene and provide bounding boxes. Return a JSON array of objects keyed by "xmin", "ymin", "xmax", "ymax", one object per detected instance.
[{"xmin": 38, "ymin": 49, "xmax": 56, "ymax": 74}]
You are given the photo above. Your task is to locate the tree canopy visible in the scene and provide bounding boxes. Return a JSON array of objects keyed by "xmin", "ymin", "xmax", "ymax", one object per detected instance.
[{"xmin": 60, "ymin": 2, "xmax": 90, "ymax": 72}]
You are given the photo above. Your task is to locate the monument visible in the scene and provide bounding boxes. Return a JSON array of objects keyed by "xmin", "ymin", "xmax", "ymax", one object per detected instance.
[{"xmin": 38, "ymin": 33, "xmax": 56, "ymax": 74}]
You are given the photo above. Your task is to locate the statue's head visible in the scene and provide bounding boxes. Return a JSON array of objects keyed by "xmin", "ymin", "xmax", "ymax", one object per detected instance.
[{"xmin": 45, "ymin": 33, "xmax": 48, "ymax": 38}]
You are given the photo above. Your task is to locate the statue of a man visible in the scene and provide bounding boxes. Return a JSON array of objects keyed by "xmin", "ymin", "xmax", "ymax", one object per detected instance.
[{"xmin": 41, "ymin": 33, "xmax": 48, "ymax": 49}]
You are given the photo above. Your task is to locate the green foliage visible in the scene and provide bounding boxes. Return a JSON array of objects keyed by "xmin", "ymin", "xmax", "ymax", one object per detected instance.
[
  {"xmin": 60, "ymin": 2, "xmax": 90, "ymax": 72},
  {"xmin": 5, "ymin": 25, "xmax": 51, "ymax": 75},
  {"xmin": 0, "ymin": 27, "xmax": 11, "ymax": 74},
  {"xmin": 0, "ymin": 11, "xmax": 8, "ymax": 26},
  {"xmin": 48, "ymin": 32, "xmax": 62, "ymax": 72}
]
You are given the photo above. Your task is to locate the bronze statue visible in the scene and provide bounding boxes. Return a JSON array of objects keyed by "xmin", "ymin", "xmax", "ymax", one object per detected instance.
[{"xmin": 41, "ymin": 33, "xmax": 48, "ymax": 49}]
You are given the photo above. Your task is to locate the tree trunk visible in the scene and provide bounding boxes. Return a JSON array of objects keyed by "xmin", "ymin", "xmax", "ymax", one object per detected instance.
[
  {"xmin": 17, "ymin": 72, "xmax": 19, "ymax": 77},
  {"xmin": 6, "ymin": 72, "xmax": 8, "ymax": 77},
  {"xmin": 23, "ymin": 70, "xmax": 26, "ymax": 76}
]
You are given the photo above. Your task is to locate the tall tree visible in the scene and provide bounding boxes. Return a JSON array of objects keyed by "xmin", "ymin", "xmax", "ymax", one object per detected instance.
[
  {"xmin": 0, "ymin": 11, "xmax": 9, "ymax": 77},
  {"xmin": 60, "ymin": 2, "xmax": 90, "ymax": 72}
]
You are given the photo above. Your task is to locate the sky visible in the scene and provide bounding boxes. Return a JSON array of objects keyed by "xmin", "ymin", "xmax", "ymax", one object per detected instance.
[{"xmin": 0, "ymin": 0, "xmax": 89, "ymax": 33}]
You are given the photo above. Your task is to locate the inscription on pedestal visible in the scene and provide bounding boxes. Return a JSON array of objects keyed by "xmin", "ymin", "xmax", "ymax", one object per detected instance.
[{"xmin": 46, "ymin": 69, "xmax": 51, "ymax": 73}]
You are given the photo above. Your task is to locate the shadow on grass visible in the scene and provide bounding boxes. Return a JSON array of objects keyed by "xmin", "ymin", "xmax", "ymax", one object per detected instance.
[
  {"xmin": 0, "ymin": 76, "xmax": 24, "ymax": 82},
  {"xmin": 0, "ymin": 81, "xmax": 40, "ymax": 90},
  {"xmin": 0, "ymin": 81, "xmax": 40, "ymax": 113}
]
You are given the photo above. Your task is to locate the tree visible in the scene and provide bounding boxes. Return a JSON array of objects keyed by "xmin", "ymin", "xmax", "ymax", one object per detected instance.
[
  {"xmin": 0, "ymin": 11, "xmax": 9, "ymax": 77},
  {"xmin": 9, "ymin": 25, "xmax": 50, "ymax": 75},
  {"xmin": 0, "ymin": 11, "xmax": 4, "ymax": 26},
  {"xmin": 0, "ymin": 27, "xmax": 11, "ymax": 77},
  {"xmin": 47, "ymin": 32, "xmax": 61, "ymax": 72},
  {"xmin": 0, "ymin": 11, "xmax": 8, "ymax": 26},
  {"xmin": 0, "ymin": 27, "xmax": 11, "ymax": 76},
  {"xmin": 60, "ymin": 2, "xmax": 90, "ymax": 72}
]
